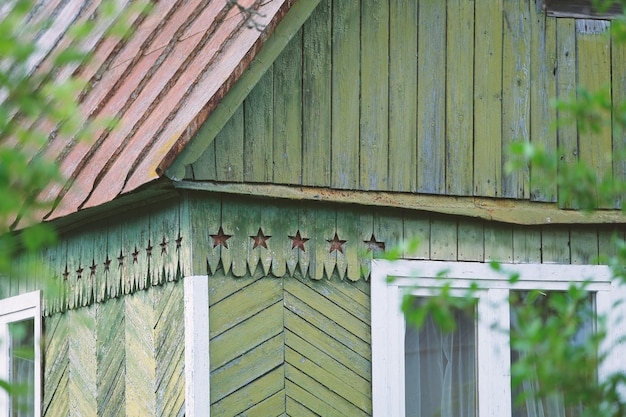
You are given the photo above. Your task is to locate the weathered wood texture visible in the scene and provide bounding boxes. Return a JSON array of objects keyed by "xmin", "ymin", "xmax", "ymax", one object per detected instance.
[
  {"xmin": 188, "ymin": 193, "xmax": 624, "ymax": 281},
  {"xmin": 43, "ymin": 280, "xmax": 185, "ymax": 417},
  {"xmin": 6, "ymin": 199, "xmax": 186, "ymax": 316},
  {"xmin": 185, "ymin": 0, "xmax": 626, "ymax": 206},
  {"xmin": 208, "ymin": 270, "xmax": 372, "ymax": 416}
]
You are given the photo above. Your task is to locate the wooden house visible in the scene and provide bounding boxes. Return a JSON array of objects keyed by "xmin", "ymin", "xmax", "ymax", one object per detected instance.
[{"xmin": 2, "ymin": 0, "xmax": 626, "ymax": 415}]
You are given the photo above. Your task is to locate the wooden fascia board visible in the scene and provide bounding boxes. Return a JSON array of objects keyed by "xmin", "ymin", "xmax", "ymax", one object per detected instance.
[
  {"xmin": 173, "ymin": 181, "xmax": 626, "ymax": 226},
  {"xmin": 165, "ymin": 0, "xmax": 323, "ymax": 180}
]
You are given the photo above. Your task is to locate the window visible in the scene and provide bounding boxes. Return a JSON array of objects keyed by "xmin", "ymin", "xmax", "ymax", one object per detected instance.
[
  {"xmin": 0, "ymin": 291, "xmax": 41, "ymax": 417},
  {"xmin": 539, "ymin": 0, "xmax": 623, "ymax": 19},
  {"xmin": 371, "ymin": 260, "xmax": 626, "ymax": 417}
]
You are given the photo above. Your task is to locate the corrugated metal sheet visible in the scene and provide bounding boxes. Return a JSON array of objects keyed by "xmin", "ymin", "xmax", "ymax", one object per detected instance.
[{"xmin": 23, "ymin": 0, "xmax": 292, "ymax": 222}]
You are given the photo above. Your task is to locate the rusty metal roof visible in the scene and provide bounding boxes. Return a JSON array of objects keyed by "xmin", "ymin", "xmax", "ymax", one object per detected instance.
[{"xmin": 29, "ymin": 0, "xmax": 292, "ymax": 221}]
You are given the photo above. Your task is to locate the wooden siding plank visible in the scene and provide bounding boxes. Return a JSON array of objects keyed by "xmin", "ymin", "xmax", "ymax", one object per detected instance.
[
  {"xmin": 331, "ymin": 0, "xmax": 360, "ymax": 189},
  {"xmin": 221, "ymin": 198, "xmax": 254, "ymax": 277},
  {"xmin": 502, "ymin": 0, "xmax": 531, "ymax": 198},
  {"xmin": 273, "ymin": 29, "xmax": 303, "ymax": 185},
  {"xmin": 154, "ymin": 282, "xmax": 185, "ymax": 417},
  {"xmin": 541, "ymin": 226, "xmax": 571, "ymax": 263},
  {"xmin": 474, "ymin": 0, "xmax": 503, "ymax": 197},
  {"xmin": 68, "ymin": 307, "xmax": 97, "ymax": 417},
  {"xmin": 358, "ymin": 210, "xmax": 374, "ymax": 280},
  {"xmin": 389, "ymin": 0, "xmax": 417, "ymax": 192},
  {"xmin": 286, "ymin": 347, "xmax": 370, "ymax": 413},
  {"xmin": 513, "ymin": 226, "xmax": 542, "ymax": 263},
  {"xmin": 375, "ymin": 209, "xmax": 404, "ymax": 262},
  {"xmin": 211, "ymin": 334, "xmax": 284, "ymax": 402},
  {"xmin": 242, "ymin": 389, "xmax": 286, "ymax": 417},
  {"xmin": 360, "ymin": 0, "xmax": 389, "ymax": 190},
  {"xmin": 125, "ymin": 290, "xmax": 157, "ymax": 416},
  {"xmin": 335, "ymin": 208, "xmax": 359, "ymax": 280},
  {"xmin": 210, "ymin": 278, "xmax": 282, "ymax": 338},
  {"xmin": 286, "ymin": 380, "xmax": 340, "ymax": 417},
  {"xmin": 150, "ymin": 203, "xmax": 180, "ymax": 285},
  {"xmin": 285, "ymin": 278, "xmax": 369, "ymax": 344},
  {"xmin": 300, "ymin": 277, "xmax": 370, "ymax": 326},
  {"xmin": 417, "ymin": 0, "xmax": 446, "ymax": 193},
  {"xmin": 446, "ymin": 0, "xmax": 474, "ymax": 195},
  {"xmin": 261, "ymin": 200, "xmax": 292, "ymax": 277},
  {"xmin": 96, "ymin": 298, "xmax": 126, "ymax": 417},
  {"xmin": 612, "ymin": 27, "xmax": 626, "ymax": 207},
  {"xmin": 215, "ymin": 105, "xmax": 244, "ymax": 182},
  {"xmin": 283, "ymin": 290, "xmax": 370, "ymax": 359},
  {"xmin": 598, "ymin": 226, "xmax": 625, "ymax": 261},
  {"xmin": 211, "ymin": 366, "xmax": 284, "ymax": 416},
  {"xmin": 484, "ymin": 223, "xmax": 514, "ymax": 262},
  {"xmin": 302, "ymin": 0, "xmax": 332, "ymax": 186},
  {"xmin": 576, "ymin": 20, "xmax": 612, "ymax": 208},
  {"xmin": 430, "ymin": 216, "xmax": 458, "ymax": 261},
  {"xmin": 211, "ymin": 301, "xmax": 283, "ymax": 370},
  {"xmin": 556, "ymin": 18, "xmax": 578, "ymax": 208},
  {"xmin": 458, "ymin": 219, "xmax": 485, "ymax": 261},
  {"xmin": 285, "ymin": 364, "xmax": 369, "ymax": 417},
  {"xmin": 530, "ymin": 10, "xmax": 557, "ymax": 201},
  {"xmin": 403, "ymin": 213, "xmax": 431, "ymax": 259},
  {"xmin": 285, "ymin": 330, "xmax": 371, "ymax": 403},
  {"xmin": 244, "ymin": 66, "xmax": 274, "ymax": 182},
  {"xmin": 190, "ymin": 139, "xmax": 217, "ymax": 181},
  {"xmin": 284, "ymin": 309, "xmax": 371, "ymax": 381},
  {"xmin": 316, "ymin": 206, "xmax": 337, "ymax": 280},
  {"xmin": 43, "ymin": 313, "xmax": 69, "ymax": 417},
  {"xmin": 570, "ymin": 227, "xmax": 599, "ymax": 264}
]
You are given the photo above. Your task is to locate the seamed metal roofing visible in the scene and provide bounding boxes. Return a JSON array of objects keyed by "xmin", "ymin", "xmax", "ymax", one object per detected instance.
[{"xmin": 27, "ymin": 0, "xmax": 292, "ymax": 222}]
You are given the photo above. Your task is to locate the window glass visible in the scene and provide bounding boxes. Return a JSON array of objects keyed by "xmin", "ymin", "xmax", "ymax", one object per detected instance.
[
  {"xmin": 9, "ymin": 319, "xmax": 35, "ymax": 417},
  {"xmin": 405, "ymin": 298, "xmax": 476, "ymax": 417}
]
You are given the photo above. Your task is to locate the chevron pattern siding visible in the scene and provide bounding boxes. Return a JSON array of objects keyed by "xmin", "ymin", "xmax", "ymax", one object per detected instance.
[
  {"xmin": 42, "ymin": 280, "xmax": 184, "ymax": 417},
  {"xmin": 209, "ymin": 272, "xmax": 373, "ymax": 416}
]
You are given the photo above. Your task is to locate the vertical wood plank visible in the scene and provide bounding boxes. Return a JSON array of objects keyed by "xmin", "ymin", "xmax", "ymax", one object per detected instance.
[
  {"xmin": 417, "ymin": 0, "xmax": 446, "ymax": 193},
  {"xmin": 541, "ymin": 226, "xmax": 571, "ymax": 263},
  {"xmin": 335, "ymin": 208, "xmax": 359, "ymax": 280},
  {"xmin": 577, "ymin": 20, "xmax": 612, "ymax": 208},
  {"xmin": 458, "ymin": 219, "xmax": 484, "ymax": 261},
  {"xmin": 446, "ymin": 0, "xmax": 474, "ymax": 196},
  {"xmin": 215, "ymin": 105, "xmax": 244, "ymax": 182},
  {"xmin": 222, "ymin": 198, "xmax": 258, "ymax": 277},
  {"xmin": 97, "ymin": 298, "xmax": 126, "ymax": 417},
  {"xmin": 273, "ymin": 29, "xmax": 303, "ymax": 185},
  {"xmin": 302, "ymin": 0, "xmax": 332, "ymax": 186},
  {"xmin": 267, "ymin": 201, "xmax": 298, "ymax": 277},
  {"xmin": 403, "ymin": 213, "xmax": 431, "ymax": 260},
  {"xmin": 244, "ymin": 67, "xmax": 274, "ymax": 182},
  {"xmin": 331, "ymin": 0, "xmax": 360, "ymax": 190},
  {"xmin": 190, "ymin": 141, "xmax": 217, "ymax": 181},
  {"xmin": 513, "ymin": 226, "xmax": 542, "ymax": 263},
  {"xmin": 358, "ymin": 210, "xmax": 375, "ymax": 280},
  {"xmin": 502, "ymin": 0, "xmax": 530, "ymax": 198},
  {"xmin": 484, "ymin": 223, "xmax": 513, "ymax": 262},
  {"xmin": 43, "ymin": 313, "xmax": 69, "ymax": 417},
  {"xmin": 611, "ymin": 26, "xmax": 626, "ymax": 207},
  {"xmin": 430, "ymin": 216, "xmax": 458, "ymax": 261},
  {"xmin": 570, "ymin": 227, "xmax": 599, "ymax": 264},
  {"xmin": 360, "ymin": 0, "xmax": 389, "ymax": 190},
  {"xmin": 474, "ymin": 0, "xmax": 503, "ymax": 197},
  {"xmin": 389, "ymin": 0, "xmax": 417, "ymax": 192},
  {"xmin": 189, "ymin": 193, "xmax": 222, "ymax": 275},
  {"xmin": 530, "ymin": 10, "xmax": 557, "ymax": 201},
  {"xmin": 556, "ymin": 18, "xmax": 578, "ymax": 208}
]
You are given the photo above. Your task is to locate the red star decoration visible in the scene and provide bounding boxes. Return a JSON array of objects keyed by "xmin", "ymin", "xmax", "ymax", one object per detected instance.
[
  {"xmin": 210, "ymin": 226, "xmax": 232, "ymax": 248},
  {"xmin": 90, "ymin": 260, "xmax": 97, "ymax": 276},
  {"xmin": 103, "ymin": 256, "xmax": 111, "ymax": 272},
  {"xmin": 289, "ymin": 230, "xmax": 309, "ymax": 252},
  {"xmin": 160, "ymin": 237, "xmax": 168, "ymax": 255},
  {"xmin": 364, "ymin": 234, "xmax": 386, "ymax": 252},
  {"xmin": 250, "ymin": 228, "xmax": 271, "ymax": 249},
  {"xmin": 327, "ymin": 232, "xmax": 347, "ymax": 254},
  {"xmin": 132, "ymin": 246, "xmax": 140, "ymax": 263}
]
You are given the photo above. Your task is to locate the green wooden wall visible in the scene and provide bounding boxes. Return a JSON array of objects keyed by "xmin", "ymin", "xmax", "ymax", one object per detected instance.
[
  {"xmin": 43, "ymin": 279, "xmax": 185, "ymax": 417},
  {"xmin": 185, "ymin": 0, "xmax": 626, "ymax": 205}
]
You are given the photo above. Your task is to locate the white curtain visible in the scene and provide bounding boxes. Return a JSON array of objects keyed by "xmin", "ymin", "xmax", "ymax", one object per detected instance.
[{"xmin": 405, "ymin": 306, "xmax": 476, "ymax": 417}]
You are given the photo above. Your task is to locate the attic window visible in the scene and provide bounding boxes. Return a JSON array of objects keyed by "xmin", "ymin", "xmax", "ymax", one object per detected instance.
[{"xmin": 539, "ymin": 0, "xmax": 623, "ymax": 19}]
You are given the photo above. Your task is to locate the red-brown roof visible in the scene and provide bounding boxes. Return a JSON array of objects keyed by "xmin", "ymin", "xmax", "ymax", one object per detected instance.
[{"xmin": 30, "ymin": 0, "xmax": 293, "ymax": 222}]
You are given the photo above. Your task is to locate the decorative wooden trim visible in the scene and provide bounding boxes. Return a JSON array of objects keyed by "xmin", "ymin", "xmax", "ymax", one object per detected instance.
[
  {"xmin": 165, "ymin": 0, "xmax": 324, "ymax": 180},
  {"xmin": 184, "ymin": 276, "xmax": 211, "ymax": 417},
  {"xmin": 174, "ymin": 181, "xmax": 626, "ymax": 225}
]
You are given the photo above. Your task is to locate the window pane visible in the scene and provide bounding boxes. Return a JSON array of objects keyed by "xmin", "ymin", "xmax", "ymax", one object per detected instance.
[
  {"xmin": 510, "ymin": 291, "xmax": 595, "ymax": 417},
  {"xmin": 405, "ymin": 299, "xmax": 476, "ymax": 417},
  {"xmin": 9, "ymin": 319, "xmax": 34, "ymax": 417}
]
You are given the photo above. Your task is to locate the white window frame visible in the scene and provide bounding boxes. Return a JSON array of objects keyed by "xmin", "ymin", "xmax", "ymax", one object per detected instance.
[
  {"xmin": 0, "ymin": 290, "xmax": 42, "ymax": 417},
  {"xmin": 371, "ymin": 260, "xmax": 626, "ymax": 417}
]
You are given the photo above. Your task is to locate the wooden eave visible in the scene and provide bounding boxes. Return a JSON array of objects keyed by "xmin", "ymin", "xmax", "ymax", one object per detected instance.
[{"xmin": 174, "ymin": 181, "xmax": 626, "ymax": 226}]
